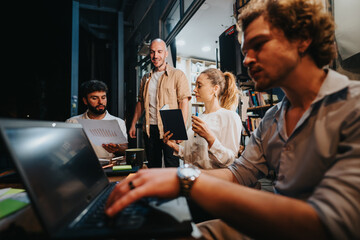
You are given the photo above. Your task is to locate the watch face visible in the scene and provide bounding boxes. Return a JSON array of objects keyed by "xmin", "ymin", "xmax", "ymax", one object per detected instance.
[
  {"xmin": 177, "ymin": 164, "xmax": 200, "ymax": 197},
  {"xmin": 182, "ymin": 168, "xmax": 196, "ymax": 177},
  {"xmin": 179, "ymin": 165, "xmax": 200, "ymax": 179}
]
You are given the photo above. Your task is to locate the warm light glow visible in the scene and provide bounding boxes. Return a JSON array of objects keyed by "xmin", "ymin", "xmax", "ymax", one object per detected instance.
[
  {"xmin": 176, "ymin": 40, "xmax": 186, "ymax": 46},
  {"xmin": 201, "ymin": 46, "xmax": 211, "ymax": 52}
]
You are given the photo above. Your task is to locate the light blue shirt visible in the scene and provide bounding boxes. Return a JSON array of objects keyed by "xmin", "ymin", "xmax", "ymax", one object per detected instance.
[{"xmin": 229, "ymin": 69, "xmax": 360, "ymax": 239}]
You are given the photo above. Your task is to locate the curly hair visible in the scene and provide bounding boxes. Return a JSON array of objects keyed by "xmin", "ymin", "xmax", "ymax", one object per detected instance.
[
  {"xmin": 237, "ymin": 0, "xmax": 336, "ymax": 68},
  {"xmin": 201, "ymin": 68, "xmax": 239, "ymax": 110},
  {"xmin": 80, "ymin": 80, "xmax": 108, "ymax": 98}
]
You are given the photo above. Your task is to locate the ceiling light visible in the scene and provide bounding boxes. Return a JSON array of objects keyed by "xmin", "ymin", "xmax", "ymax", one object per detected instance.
[
  {"xmin": 176, "ymin": 40, "xmax": 186, "ymax": 46},
  {"xmin": 201, "ymin": 46, "xmax": 211, "ymax": 52}
]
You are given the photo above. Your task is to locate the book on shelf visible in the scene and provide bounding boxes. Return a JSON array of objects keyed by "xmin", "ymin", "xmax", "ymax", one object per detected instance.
[
  {"xmin": 261, "ymin": 92, "xmax": 270, "ymax": 105},
  {"xmin": 241, "ymin": 88, "xmax": 284, "ymax": 141},
  {"xmin": 272, "ymin": 94, "xmax": 279, "ymax": 103},
  {"xmin": 159, "ymin": 104, "xmax": 188, "ymax": 140},
  {"xmin": 243, "ymin": 90, "xmax": 273, "ymax": 108},
  {"xmin": 245, "ymin": 116, "xmax": 262, "ymax": 132}
]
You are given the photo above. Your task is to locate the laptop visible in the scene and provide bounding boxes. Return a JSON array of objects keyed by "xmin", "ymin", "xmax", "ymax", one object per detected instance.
[{"xmin": 0, "ymin": 118, "xmax": 193, "ymax": 239}]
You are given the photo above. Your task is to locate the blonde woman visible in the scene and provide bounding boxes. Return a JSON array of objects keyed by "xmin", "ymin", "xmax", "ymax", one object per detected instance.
[{"xmin": 163, "ymin": 68, "xmax": 242, "ymax": 169}]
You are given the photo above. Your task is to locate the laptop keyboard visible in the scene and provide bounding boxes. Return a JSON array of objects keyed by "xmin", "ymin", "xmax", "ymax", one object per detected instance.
[{"xmin": 74, "ymin": 184, "xmax": 149, "ymax": 230}]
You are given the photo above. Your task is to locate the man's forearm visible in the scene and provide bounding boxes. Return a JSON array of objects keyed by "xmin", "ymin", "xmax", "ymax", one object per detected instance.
[
  {"xmin": 131, "ymin": 102, "xmax": 144, "ymax": 126},
  {"xmin": 191, "ymin": 174, "xmax": 327, "ymax": 240},
  {"xmin": 202, "ymin": 168, "xmax": 238, "ymax": 183},
  {"xmin": 179, "ymin": 98, "xmax": 189, "ymax": 125}
]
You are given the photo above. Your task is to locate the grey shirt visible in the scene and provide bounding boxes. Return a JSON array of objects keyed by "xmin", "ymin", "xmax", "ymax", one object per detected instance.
[{"xmin": 229, "ymin": 69, "xmax": 360, "ymax": 239}]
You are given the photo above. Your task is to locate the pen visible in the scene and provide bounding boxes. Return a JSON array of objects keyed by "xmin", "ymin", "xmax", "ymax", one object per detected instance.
[
  {"xmin": 194, "ymin": 112, "xmax": 199, "ymax": 138},
  {"xmin": 102, "ymin": 163, "xmax": 113, "ymax": 169}
]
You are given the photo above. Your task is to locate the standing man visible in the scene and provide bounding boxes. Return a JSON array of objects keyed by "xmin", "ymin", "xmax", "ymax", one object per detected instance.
[
  {"xmin": 106, "ymin": 0, "xmax": 360, "ymax": 239},
  {"xmin": 66, "ymin": 80, "xmax": 128, "ymax": 158},
  {"xmin": 129, "ymin": 38, "xmax": 191, "ymax": 168}
]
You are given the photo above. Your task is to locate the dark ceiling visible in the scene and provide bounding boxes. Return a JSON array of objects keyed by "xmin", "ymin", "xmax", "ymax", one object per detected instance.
[{"xmin": 79, "ymin": 0, "xmax": 137, "ymax": 40}]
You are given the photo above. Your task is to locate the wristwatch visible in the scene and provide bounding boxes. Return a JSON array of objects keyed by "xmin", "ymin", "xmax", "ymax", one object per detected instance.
[{"xmin": 177, "ymin": 164, "xmax": 201, "ymax": 197}]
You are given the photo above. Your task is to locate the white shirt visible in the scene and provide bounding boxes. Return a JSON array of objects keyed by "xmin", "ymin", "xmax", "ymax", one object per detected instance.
[
  {"xmin": 66, "ymin": 110, "xmax": 127, "ymax": 158},
  {"xmin": 179, "ymin": 108, "xmax": 242, "ymax": 169},
  {"xmin": 148, "ymin": 71, "xmax": 164, "ymax": 125}
]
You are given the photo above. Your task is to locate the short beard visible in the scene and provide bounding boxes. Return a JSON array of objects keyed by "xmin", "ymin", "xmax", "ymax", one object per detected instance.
[
  {"xmin": 153, "ymin": 60, "xmax": 165, "ymax": 71},
  {"xmin": 88, "ymin": 105, "xmax": 106, "ymax": 115}
]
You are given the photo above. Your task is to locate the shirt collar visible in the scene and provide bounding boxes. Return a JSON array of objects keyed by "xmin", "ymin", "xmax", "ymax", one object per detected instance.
[
  {"xmin": 273, "ymin": 69, "xmax": 350, "ymax": 121},
  {"xmin": 312, "ymin": 68, "xmax": 350, "ymax": 104},
  {"xmin": 149, "ymin": 63, "xmax": 173, "ymax": 77}
]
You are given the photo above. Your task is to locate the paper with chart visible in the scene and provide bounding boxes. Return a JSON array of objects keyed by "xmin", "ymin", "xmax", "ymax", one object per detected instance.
[{"xmin": 77, "ymin": 119, "xmax": 128, "ymax": 146}]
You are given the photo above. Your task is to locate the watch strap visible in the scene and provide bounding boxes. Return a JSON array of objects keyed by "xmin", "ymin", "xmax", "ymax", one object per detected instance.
[{"xmin": 177, "ymin": 164, "xmax": 200, "ymax": 198}]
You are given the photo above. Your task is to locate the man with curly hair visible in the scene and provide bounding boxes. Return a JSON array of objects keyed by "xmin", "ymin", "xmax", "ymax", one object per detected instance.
[
  {"xmin": 105, "ymin": 0, "xmax": 360, "ymax": 239},
  {"xmin": 66, "ymin": 80, "xmax": 128, "ymax": 158}
]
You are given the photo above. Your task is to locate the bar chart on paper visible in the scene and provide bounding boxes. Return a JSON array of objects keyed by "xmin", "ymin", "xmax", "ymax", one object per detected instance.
[{"xmin": 77, "ymin": 119, "xmax": 128, "ymax": 145}]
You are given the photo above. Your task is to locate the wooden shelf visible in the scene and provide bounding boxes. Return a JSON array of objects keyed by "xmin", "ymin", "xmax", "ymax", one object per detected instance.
[
  {"xmin": 247, "ymin": 104, "xmax": 271, "ymax": 111},
  {"xmin": 239, "ymin": 81, "xmax": 254, "ymax": 87}
]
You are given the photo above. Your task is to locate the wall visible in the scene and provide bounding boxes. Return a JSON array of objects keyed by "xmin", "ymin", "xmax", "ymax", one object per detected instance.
[{"xmin": 4, "ymin": 0, "xmax": 72, "ymax": 121}]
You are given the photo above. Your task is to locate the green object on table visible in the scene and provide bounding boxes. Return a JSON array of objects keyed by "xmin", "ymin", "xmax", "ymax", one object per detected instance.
[
  {"xmin": 0, "ymin": 199, "xmax": 29, "ymax": 219},
  {"xmin": 0, "ymin": 188, "xmax": 29, "ymax": 219},
  {"xmin": 113, "ymin": 165, "xmax": 132, "ymax": 171}
]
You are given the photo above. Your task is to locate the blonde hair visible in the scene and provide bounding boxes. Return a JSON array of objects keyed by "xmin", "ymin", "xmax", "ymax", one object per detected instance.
[{"xmin": 201, "ymin": 68, "xmax": 239, "ymax": 110}]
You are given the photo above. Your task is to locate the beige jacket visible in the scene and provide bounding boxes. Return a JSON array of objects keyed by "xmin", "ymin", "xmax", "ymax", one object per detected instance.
[{"xmin": 138, "ymin": 64, "xmax": 191, "ymax": 138}]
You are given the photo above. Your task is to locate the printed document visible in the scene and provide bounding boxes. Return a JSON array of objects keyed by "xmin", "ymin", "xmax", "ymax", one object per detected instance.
[{"xmin": 77, "ymin": 119, "xmax": 128, "ymax": 146}]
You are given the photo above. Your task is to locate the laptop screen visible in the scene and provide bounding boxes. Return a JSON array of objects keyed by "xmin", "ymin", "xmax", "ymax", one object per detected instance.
[{"xmin": 1, "ymin": 121, "xmax": 109, "ymax": 232}]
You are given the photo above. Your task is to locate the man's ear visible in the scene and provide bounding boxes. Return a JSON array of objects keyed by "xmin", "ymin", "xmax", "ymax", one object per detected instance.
[
  {"xmin": 298, "ymin": 38, "xmax": 312, "ymax": 55},
  {"xmin": 82, "ymin": 97, "xmax": 88, "ymax": 106}
]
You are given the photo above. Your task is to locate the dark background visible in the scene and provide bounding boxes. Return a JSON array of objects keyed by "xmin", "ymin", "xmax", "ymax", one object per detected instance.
[
  {"xmin": 5, "ymin": 1, "xmax": 72, "ymax": 121},
  {"xmin": 4, "ymin": 0, "xmax": 121, "ymax": 121}
]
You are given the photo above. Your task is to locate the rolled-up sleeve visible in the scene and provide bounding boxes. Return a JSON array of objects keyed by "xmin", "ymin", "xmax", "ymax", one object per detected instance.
[
  {"xmin": 307, "ymin": 109, "xmax": 360, "ymax": 240},
  {"xmin": 228, "ymin": 119, "xmax": 268, "ymax": 186},
  {"xmin": 175, "ymin": 71, "xmax": 191, "ymax": 102}
]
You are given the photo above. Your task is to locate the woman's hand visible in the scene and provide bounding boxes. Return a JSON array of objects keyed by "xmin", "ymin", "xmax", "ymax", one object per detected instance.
[
  {"xmin": 163, "ymin": 131, "xmax": 179, "ymax": 153},
  {"xmin": 192, "ymin": 116, "xmax": 215, "ymax": 148},
  {"xmin": 105, "ymin": 168, "xmax": 179, "ymax": 217}
]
